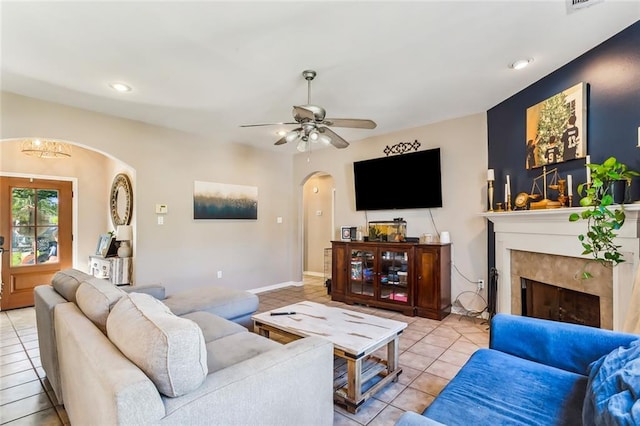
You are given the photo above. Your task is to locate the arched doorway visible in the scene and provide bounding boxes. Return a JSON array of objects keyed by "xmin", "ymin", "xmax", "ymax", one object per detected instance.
[
  {"xmin": 301, "ymin": 172, "xmax": 335, "ymax": 282},
  {"xmin": 0, "ymin": 138, "xmax": 135, "ymax": 308}
]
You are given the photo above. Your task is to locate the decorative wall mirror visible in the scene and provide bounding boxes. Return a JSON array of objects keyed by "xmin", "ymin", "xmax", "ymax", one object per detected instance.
[{"xmin": 110, "ymin": 173, "xmax": 132, "ymax": 227}]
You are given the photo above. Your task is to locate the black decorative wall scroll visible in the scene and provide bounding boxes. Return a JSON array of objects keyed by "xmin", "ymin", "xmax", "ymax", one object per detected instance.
[{"xmin": 383, "ymin": 140, "xmax": 421, "ymax": 156}]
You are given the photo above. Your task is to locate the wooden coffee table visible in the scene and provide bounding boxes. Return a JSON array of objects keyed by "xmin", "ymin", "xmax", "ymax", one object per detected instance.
[{"xmin": 252, "ymin": 301, "xmax": 407, "ymax": 413}]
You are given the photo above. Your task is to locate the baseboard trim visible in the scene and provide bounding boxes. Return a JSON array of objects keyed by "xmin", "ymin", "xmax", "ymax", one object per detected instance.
[
  {"xmin": 303, "ymin": 271, "xmax": 324, "ymax": 277},
  {"xmin": 248, "ymin": 280, "xmax": 303, "ymax": 294}
]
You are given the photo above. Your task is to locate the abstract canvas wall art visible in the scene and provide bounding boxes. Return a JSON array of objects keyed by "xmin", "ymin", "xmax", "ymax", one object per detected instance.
[{"xmin": 194, "ymin": 181, "xmax": 258, "ymax": 220}]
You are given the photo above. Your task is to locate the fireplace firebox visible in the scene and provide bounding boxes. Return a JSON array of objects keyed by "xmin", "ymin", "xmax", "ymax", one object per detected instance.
[{"xmin": 521, "ymin": 278, "xmax": 600, "ymax": 328}]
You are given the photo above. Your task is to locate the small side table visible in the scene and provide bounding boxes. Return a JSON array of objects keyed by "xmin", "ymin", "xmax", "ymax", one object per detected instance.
[{"xmin": 89, "ymin": 255, "xmax": 132, "ymax": 285}]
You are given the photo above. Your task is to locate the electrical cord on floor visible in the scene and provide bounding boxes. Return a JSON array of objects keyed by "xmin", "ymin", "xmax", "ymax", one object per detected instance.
[
  {"xmin": 425, "ymin": 211, "xmax": 489, "ymax": 323},
  {"xmin": 452, "ymin": 290, "xmax": 488, "ymax": 320}
]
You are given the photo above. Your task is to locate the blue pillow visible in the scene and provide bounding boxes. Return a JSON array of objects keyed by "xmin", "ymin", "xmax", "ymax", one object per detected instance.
[{"xmin": 583, "ymin": 339, "xmax": 640, "ymax": 425}]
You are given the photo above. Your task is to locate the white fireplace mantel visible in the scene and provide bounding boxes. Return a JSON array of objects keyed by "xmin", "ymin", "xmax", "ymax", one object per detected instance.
[{"xmin": 483, "ymin": 204, "xmax": 640, "ymax": 330}]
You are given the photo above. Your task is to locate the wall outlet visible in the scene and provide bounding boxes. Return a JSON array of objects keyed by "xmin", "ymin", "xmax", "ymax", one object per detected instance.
[
  {"xmin": 477, "ymin": 279, "xmax": 484, "ymax": 290},
  {"xmin": 217, "ymin": 270, "xmax": 223, "ymax": 279}
]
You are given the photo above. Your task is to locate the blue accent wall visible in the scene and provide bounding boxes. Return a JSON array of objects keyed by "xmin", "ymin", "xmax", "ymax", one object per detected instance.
[
  {"xmin": 488, "ymin": 20, "xmax": 639, "ymax": 203},
  {"xmin": 486, "ymin": 20, "xmax": 640, "ymax": 284}
]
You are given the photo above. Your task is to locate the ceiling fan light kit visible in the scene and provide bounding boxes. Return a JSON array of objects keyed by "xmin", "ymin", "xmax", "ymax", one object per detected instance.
[
  {"xmin": 241, "ymin": 70, "xmax": 376, "ymax": 151},
  {"xmin": 284, "ymin": 130, "xmax": 300, "ymax": 144}
]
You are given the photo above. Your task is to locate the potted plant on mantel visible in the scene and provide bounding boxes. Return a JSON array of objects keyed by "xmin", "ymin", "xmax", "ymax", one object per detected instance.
[{"xmin": 569, "ymin": 156, "xmax": 639, "ymax": 278}]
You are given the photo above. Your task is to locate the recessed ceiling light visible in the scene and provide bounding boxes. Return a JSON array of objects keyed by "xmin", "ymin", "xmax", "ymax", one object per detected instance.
[
  {"xmin": 276, "ymin": 130, "xmax": 287, "ymax": 136},
  {"xmin": 109, "ymin": 82, "xmax": 132, "ymax": 92},
  {"xmin": 509, "ymin": 58, "xmax": 533, "ymax": 70}
]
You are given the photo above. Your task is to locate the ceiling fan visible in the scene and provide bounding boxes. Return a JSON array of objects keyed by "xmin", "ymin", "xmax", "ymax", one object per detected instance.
[{"xmin": 241, "ymin": 70, "xmax": 376, "ymax": 151}]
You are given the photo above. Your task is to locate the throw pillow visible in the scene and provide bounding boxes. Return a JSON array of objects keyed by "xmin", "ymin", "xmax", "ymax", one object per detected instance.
[
  {"xmin": 106, "ymin": 293, "xmax": 208, "ymax": 397},
  {"xmin": 52, "ymin": 269, "xmax": 93, "ymax": 303},
  {"xmin": 75, "ymin": 278, "xmax": 126, "ymax": 333},
  {"xmin": 583, "ymin": 339, "xmax": 640, "ymax": 425}
]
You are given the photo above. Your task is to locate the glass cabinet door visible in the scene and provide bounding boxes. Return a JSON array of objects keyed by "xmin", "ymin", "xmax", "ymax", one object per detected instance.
[
  {"xmin": 379, "ymin": 249, "xmax": 409, "ymax": 303},
  {"xmin": 349, "ymin": 248, "xmax": 375, "ymax": 297}
]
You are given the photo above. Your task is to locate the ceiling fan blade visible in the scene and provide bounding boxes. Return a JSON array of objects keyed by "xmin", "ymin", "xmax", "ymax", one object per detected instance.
[
  {"xmin": 319, "ymin": 127, "xmax": 349, "ymax": 149},
  {"xmin": 322, "ymin": 118, "xmax": 377, "ymax": 129},
  {"xmin": 240, "ymin": 122, "xmax": 298, "ymax": 128},
  {"xmin": 274, "ymin": 137, "xmax": 288, "ymax": 145}
]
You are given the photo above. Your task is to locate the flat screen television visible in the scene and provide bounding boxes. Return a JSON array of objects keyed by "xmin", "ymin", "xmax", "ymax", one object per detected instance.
[{"xmin": 353, "ymin": 148, "xmax": 442, "ymax": 211}]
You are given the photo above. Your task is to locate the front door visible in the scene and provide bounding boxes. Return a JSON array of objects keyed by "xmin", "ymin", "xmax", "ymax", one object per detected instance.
[{"xmin": 0, "ymin": 177, "xmax": 72, "ymax": 310}]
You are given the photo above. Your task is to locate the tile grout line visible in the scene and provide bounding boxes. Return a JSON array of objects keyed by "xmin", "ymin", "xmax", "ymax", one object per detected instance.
[{"xmin": 1, "ymin": 310, "xmax": 64, "ymax": 425}]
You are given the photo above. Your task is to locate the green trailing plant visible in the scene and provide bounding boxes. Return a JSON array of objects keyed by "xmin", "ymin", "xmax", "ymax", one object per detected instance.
[{"xmin": 569, "ymin": 157, "xmax": 639, "ymax": 278}]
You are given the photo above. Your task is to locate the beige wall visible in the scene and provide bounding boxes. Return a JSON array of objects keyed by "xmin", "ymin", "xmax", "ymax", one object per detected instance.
[
  {"xmin": 303, "ymin": 174, "xmax": 334, "ymax": 274},
  {"xmin": 1, "ymin": 92, "xmax": 489, "ymax": 305},
  {"xmin": 293, "ymin": 113, "xmax": 489, "ymax": 306},
  {"xmin": 1, "ymin": 92, "xmax": 296, "ymax": 295}
]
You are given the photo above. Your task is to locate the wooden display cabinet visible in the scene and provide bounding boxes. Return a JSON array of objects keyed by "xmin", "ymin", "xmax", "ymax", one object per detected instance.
[
  {"xmin": 414, "ymin": 245, "xmax": 451, "ymax": 320},
  {"xmin": 331, "ymin": 241, "xmax": 451, "ymax": 320}
]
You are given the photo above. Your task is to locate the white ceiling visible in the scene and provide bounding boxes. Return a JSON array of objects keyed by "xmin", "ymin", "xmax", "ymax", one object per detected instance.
[{"xmin": 2, "ymin": 1, "xmax": 639, "ymax": 153}]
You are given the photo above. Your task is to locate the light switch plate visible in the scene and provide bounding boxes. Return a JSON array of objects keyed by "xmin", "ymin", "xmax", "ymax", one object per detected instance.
[{"xmin": 155, "ymin": 204, "xmax": 168, "ymax": 214}]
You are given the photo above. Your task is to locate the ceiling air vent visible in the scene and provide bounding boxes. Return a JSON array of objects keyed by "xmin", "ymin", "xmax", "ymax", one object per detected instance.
[{"xmin": 566, "ymin": 0, "xmax": 604, "ymax": 13}]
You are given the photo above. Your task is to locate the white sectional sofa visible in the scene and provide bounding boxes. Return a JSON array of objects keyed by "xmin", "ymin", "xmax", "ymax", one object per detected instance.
[{"xmin": 35, "ymin": 269, "xmax": 334, "ymax": 425}]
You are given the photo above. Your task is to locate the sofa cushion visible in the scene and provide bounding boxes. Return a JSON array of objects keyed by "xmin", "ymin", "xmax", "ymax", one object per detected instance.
[
  {"xmin": 52, "ymin": 269, "xmax": 92, "ymax": 303},
  {"xmin": 583, "ymin": 339, "xmax": 640, "ymax": 425},
  {"xmin": 106, "ymin": 293, "xmax": 208, "ymax": 397},
  {"xmin": 205, "ymin": 331, "xmax": 281, "ymax": 373},
  {"xmin": 180, "ymin": 311, "xmax": 247, "ymax": 343},
  {"xmin": 75, "ymin": 278, "xmax": 126, "ymax": 333},
  {"xmin": 163, "ymin": 285, "xmax": 259, "ymax": 320},
  {"xmin": 423, "ymin": 348, "xmax": 587, "ymax": 425}
]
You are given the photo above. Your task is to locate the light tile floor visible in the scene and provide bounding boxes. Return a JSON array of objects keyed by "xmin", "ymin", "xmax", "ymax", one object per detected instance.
[{"xmin": 0, "ymin": 276, "xmax": 489, "ymax": 425}]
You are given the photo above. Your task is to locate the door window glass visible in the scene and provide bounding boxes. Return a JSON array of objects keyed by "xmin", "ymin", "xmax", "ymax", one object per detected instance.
[{"xmin": 10, "ymin": 188, "xmax": 59, "ymax": 266}]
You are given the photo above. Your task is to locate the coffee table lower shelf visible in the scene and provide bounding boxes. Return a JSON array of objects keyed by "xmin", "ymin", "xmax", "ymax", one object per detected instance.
[
  {"xmin": 254, "ymin": 322, "xmax": 403, "ymax": 413},
  {"xmin": 333, "ymin": 355, "xmax": 402, "ymax": 413}
]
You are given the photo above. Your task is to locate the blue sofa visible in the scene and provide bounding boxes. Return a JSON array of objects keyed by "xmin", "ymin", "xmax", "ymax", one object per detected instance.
[{"xmin": 397, "ymin": 314, "xmax": 640, "ymax": 426}]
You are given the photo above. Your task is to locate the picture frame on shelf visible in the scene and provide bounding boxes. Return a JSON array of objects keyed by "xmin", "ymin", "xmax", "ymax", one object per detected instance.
[
  {"xmin": 95, "ymin": 234, "xmax": 113, "ymax": 257},
  {"xmin": 341, "ymin": 226, "xmax": 356, "ymax": 242}
]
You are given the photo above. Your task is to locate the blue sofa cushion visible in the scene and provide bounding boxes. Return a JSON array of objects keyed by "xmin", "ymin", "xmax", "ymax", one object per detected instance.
[
  {"xmin": 583, "ymin": 339, "xmax": 640, "ymax": 425},
  {"xmin": 423, "ymin": 348, "xmax": 587, "ymax": 426},
  {"xmin": 490, "ymin": 314, "xmax": 639, "ymax": 376}
]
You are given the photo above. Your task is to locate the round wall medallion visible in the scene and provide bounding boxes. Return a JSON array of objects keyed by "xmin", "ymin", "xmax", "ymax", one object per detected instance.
[{"xmin": 110, "ymin": 173, "xmax": 133, "ymax": 227}]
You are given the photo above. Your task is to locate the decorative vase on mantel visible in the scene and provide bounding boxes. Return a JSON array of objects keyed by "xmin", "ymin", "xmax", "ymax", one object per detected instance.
[{"xmin": 610, "ymin": 180, "xmax": 631, "ymax": 205}]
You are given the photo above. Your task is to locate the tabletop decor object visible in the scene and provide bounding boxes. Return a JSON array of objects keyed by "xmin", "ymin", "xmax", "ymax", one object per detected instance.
[{"xmin": 487, "ymin": 169, "xmax": 495, "ymax": 211}]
